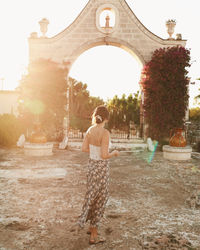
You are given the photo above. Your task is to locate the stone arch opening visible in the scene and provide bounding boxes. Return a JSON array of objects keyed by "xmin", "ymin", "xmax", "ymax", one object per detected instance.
[
  {"xmin": 67, "ymin": 37, "xmax": 145, "ymax": 72},
  {"xmin": 66, "ymin": 39, "xmax": 145, "ymax": 137}
]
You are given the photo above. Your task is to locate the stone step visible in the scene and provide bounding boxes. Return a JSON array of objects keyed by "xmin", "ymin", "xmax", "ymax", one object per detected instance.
[
  {"xmin": 53, "ymin": 139, "xmax": 147, "ymax": 152},
  {"xmin": 67, "ymin": 141, "xmax": 147, "ymax": 151}
]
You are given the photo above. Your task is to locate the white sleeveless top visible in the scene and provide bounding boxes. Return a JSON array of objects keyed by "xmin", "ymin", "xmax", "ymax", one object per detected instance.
[
  {"xmin": 89, "ymin": 145, "xmax": 102, "ymax": 160},
  {"xmin": 89, "ymin": 141, "xmax": 112, "ymax": 160}
]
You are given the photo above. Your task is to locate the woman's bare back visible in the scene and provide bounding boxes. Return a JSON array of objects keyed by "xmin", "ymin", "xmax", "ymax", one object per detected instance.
[
  {"xmin": 82, "ymin": 124, "xmax": 119, "ymax": 159},
  {"xmin": 87, "ymin": 125, "xmax": 106, "ymax": 147}
]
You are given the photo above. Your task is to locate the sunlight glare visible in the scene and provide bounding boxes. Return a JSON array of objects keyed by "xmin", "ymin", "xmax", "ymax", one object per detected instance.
[
  {"xmin": 69, "ymin": 46, "xmax": 142, "ymax": 101},
  {"xmin": 25, "ymin": 99, "xmax": 45, "ymax": 115}
]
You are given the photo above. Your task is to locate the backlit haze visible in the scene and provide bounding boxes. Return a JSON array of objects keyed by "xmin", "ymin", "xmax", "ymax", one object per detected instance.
[{"xmin": 0, "ymin": 0, "xmax": 199, "ymax": 107}]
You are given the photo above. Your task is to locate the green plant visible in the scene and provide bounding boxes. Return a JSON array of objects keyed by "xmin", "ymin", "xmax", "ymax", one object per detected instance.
[
  {"xmin": 189, "ymin": 107, "xmax": 200, "ymax": 122},
  {"xmin": 0, "ymin": 114, "xmax": 25, "ymax": 147},
  {"xmin": 70, "ymin": 115, "xmax": 90, "ymax": 137},
  {"xmin": 68, "ymin": 77, "xmax": 104, "ymax": 132},
  {"xmin": 166, "ymin": 19, "xmax": 176, "ymax": 24},
  {"xmin": 18, "ymin": 59, "xmax": 68, "ymax": 140},
  {"xmin": 107, "ymin": 92, "xmax": 140, "ymax": 131}
]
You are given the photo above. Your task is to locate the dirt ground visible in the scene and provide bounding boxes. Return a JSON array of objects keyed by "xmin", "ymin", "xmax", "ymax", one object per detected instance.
[{"xmin": 0, "ymin": 146, "xmax": 200, "ymax": 250}]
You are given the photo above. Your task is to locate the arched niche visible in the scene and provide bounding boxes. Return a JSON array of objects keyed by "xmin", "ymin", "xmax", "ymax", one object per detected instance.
[{"xmin": 96, "ymin": 4, "xmax": 119, "ymax": 34}]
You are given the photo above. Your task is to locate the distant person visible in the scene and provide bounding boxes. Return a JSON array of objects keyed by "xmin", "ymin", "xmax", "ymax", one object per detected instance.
[{"xmin": 77, "ymin": 105, "xmax": 119, "ymax": 244}]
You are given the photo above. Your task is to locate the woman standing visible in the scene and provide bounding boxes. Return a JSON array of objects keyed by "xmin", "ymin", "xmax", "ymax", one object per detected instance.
[{"xmin": 77, "ymin": 105, "xmax": 119, "ymax": 244}]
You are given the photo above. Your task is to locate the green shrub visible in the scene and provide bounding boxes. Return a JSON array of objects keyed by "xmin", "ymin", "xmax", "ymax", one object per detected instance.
[
  {"xmin": 0, "ymin": 114, "xmax": 25, "ymax": 147},
  {"xmin": 70, "ymin": 114, "xmax": 91, "ymax": 132},
  {"xmin": 189, "ymin": 107, "xmax": 200, "ymax": 122}
]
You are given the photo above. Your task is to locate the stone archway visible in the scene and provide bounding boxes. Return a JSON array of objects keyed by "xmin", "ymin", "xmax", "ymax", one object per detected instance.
[
  {"xmin": 66, "ymin": 37, "xmax": 145, "ymax": 71},
  {"xmin": 28, "ymin": 0, "xmax": 186, "ymax": 137},
  {"xmin": 67, "ymin": 39, "xmax": 144, "ymax": 137}
]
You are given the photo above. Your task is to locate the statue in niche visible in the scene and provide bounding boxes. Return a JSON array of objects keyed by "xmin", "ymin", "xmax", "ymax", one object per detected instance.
[{"xmin": 105, "ymin": 14, "xmax": 110, "ymax": 28}]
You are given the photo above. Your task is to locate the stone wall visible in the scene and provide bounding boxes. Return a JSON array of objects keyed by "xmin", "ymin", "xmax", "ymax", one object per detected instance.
[{"xmin": 29, "ymin": 0, "xmax": 186, "ymax": 69}]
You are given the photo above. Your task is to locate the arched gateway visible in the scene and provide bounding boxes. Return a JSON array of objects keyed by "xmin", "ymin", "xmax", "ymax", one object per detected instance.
[{"xmin": 29, "ymin": 0, "xmax": 186, "ymax": 137}]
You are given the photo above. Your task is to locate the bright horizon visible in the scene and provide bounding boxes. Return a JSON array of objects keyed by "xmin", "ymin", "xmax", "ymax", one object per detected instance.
[{"xmin": 0, "ymin": 0, "xmax": 199, "ymax": 106}]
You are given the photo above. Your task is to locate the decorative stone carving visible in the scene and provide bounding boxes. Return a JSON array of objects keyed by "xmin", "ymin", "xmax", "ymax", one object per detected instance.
[
  {"xmin": 59, "ymin": 135, "xmax": 68, "ymax": 149},
  {"xmin": 17, "ymin": 134, "xmax": 25, "ymax": 147},
  {"xmin": 166, "ymin": 19, "xmax": 176, "ymax": 40},
  {"xmin": 96, "ymin": 4, "xmax": 119, "ymax": 34},
  {"xmin": 176, "ymin": 33, "xmax": 182, "ymax": 40},
  {"xmin": 147, "ymin": 137, "xmax": 157, "ymax": 152},
  {"xmin": 39, "ymin": 18, "xmax": 49, "ymax": 37},
  {"xmin": 105, "ymin": 14, "xmax": 110, "ymax": 28}
]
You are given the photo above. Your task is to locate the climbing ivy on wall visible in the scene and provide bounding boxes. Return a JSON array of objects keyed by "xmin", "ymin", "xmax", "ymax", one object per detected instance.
[{"xmin": 140, "ymin": 46, "xmax": 191, "ymax": 141}]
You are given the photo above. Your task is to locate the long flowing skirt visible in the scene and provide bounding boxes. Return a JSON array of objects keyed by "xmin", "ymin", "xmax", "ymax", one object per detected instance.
[{"xmin": 78, "ymin": 158, "xmax": 109, "ymax": 228}]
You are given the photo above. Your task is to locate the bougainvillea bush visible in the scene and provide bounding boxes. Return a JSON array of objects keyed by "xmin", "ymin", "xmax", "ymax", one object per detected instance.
[{"xmin": 140, "ymin": 46, "xmax": 191, "ymax": 141}]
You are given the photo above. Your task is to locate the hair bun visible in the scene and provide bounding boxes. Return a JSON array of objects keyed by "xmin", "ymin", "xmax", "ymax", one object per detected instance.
[
  {"xmin": 92, "ymin": 105, "xmax": 109, "ymax": 125},
  {"xmin": 95, "ymin": 115, "xmax": 102, "ymax": 123}
]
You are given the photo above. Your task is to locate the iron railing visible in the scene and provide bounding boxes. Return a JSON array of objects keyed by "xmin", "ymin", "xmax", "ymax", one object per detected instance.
[{"xmin": 68, "ymin": 129, "xmax": 140, "ymax": 139}]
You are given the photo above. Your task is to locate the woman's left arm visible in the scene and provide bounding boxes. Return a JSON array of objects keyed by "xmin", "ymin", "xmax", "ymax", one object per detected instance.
[{"xmin": 82, "ymin": 133, "xmax": 89, "ymax": 153}]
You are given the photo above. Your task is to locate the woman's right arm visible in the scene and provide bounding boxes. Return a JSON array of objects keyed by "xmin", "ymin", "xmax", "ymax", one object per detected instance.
[
  {"xmin": 101, "ymin": 130, "xmax": 119, "ymax": 159},
  {"xmin": 82, "ymin": 131, "xmax": 89, "ymax": 153}
]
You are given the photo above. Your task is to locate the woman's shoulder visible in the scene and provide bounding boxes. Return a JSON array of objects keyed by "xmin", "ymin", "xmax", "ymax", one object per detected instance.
[
  {"xmin": 86, "ymin": 125, "xmax": 95, "ymax": 134},
  {"xmin": 103, "ymin": 128, "xmax": 110, "ymax": 133},
  {"xmin": 86, "ymin": 126, "xmax": 110, "ymax": 136},
  {"xmin": 102, "ymin": 128, "xmax": 110, "ymax": 137}
]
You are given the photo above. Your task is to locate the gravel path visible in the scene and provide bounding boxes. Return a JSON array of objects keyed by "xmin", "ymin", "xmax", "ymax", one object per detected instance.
[{"xmin": 0, "ymin": 147, "xmax": 200, "ymax": 249}]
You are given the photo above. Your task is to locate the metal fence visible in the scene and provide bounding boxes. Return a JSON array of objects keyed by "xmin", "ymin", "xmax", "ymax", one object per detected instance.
[
  {"xmin": 68, "ymin": 130, "xmax": 84, "ymax": 139},
  {"xmin": 186, "ymin": 122, "xmax": 200, "ymax": 145},
  {"xmin": 68, "ymin": 129, "xmax": 140, "ymax": 140}
]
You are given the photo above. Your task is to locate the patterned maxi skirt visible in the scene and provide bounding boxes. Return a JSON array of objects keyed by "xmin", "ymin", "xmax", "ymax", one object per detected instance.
[{"xmin": 78, "ymin": 158, "xmax": 109, "ymax": 228}]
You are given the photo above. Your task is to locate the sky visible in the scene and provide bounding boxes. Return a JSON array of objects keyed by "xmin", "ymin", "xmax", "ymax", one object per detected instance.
[{"xmin": 0, "ymin": 0, "xmax": 199, "ymax": 107}]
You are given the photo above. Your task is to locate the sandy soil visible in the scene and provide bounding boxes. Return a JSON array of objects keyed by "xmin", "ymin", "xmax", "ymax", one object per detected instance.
[{"xmin": 0, "ymin": 147, "xmax": 200, "ymax": 250}]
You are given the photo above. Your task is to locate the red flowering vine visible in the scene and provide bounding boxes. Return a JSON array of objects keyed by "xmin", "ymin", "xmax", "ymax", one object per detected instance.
[{"xmin": 140, "ymin": 46, "xmax": 191, "ymax": 141}]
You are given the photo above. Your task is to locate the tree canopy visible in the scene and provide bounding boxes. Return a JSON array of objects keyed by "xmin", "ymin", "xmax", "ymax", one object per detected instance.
[
  {"xmin": 68, "ymin": 77, "xmax": 104, "ymax": 132},
  {"xmin": 18, "ymin": 59, "xmax": 68, "ymax": 140},
  {"xmin": 107, "ymin": 92, "xmax": 140, "ymax": 132}
]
